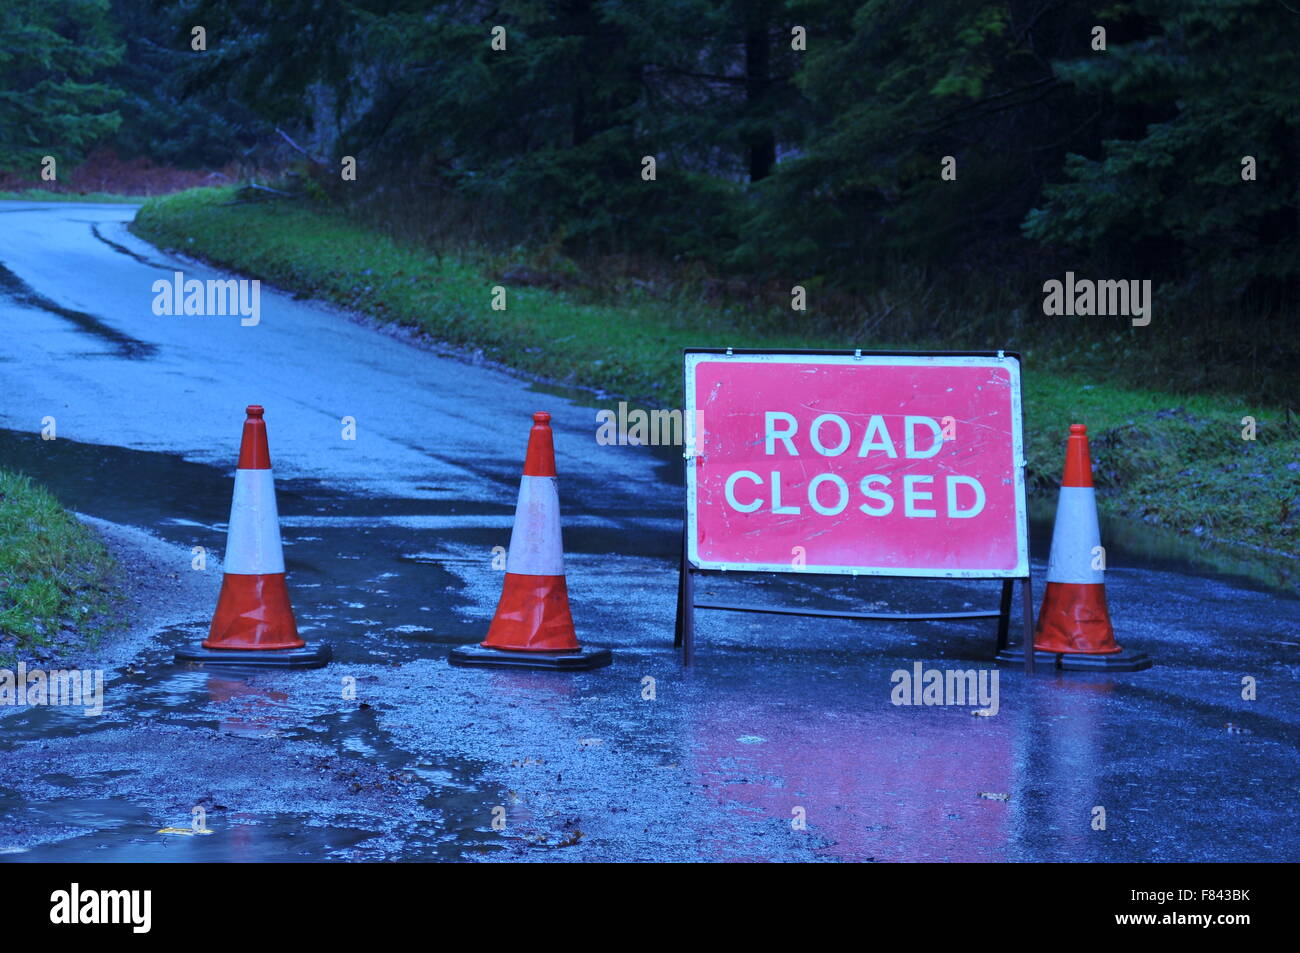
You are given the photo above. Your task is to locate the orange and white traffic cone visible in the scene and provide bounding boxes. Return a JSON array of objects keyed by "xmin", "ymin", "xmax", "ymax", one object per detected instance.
[
  {"xmin": 450, "ymin": 412, "xmax": 611, "ymax": 670},
  {"xmin": 999, "ymin": 424, "xmax": 1150, "ymax": 671},
  {"xmin": 176, "ymin": 405, "xmax": 331, "ymax": 669}
]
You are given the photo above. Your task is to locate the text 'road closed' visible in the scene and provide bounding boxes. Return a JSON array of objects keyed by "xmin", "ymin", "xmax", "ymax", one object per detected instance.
[{"xmin": 724, "ymin": 413, "xmax": 986, "ymax": 519}]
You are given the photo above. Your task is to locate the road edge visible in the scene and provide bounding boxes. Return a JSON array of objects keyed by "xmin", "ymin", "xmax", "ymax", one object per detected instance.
[{"xmin": 67, "ymin": 515, "xmax": 219, "ymax": 673}]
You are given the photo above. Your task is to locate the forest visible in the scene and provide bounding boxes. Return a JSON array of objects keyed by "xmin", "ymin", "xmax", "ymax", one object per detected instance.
[{"xmin": 2, "ymin": 0, "xmax": 1296, "ymax": 400}]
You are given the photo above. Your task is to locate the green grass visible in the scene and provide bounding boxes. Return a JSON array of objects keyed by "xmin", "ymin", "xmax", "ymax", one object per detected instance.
[
  {"xmin": 0, "ymin": 470, "xmax": 117, "ymax": 665},
  {"xmin": 131, "ymin": 186, "xmax": 1300, "ymax": 555},
  {"xmin": 0, "ymin": 189, "xmax": 147, "ymax": 204}
]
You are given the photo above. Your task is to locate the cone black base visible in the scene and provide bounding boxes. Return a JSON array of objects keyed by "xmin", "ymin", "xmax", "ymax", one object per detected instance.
[
  {"xmin": 994, "ymin": 647, "xmax": 1061, "ymax": 667},
  {"xmin": 448, "ymin": 643, "xmax": 612, "ymax": 670},
  {"xmin": 996, "ymin": 645, "xmax": 1152, "ymax": 672},
  {"xmin": 175, "ymin": 643, "xmax": 333, "ymax": 669}
]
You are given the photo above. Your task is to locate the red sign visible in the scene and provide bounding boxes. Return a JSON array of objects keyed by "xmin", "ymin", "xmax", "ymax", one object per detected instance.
[{"xmin": 685, "ymin": 352, "xmax": 1028, "ymax": 577}]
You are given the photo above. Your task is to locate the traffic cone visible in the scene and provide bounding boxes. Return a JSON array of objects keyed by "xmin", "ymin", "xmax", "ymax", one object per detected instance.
[
  {"xmin": 998, "ymin": 424, "xmax": 1150, "ymax": 671},
  {"xmin": 449, "ymin": 412, "xmax": 611, "ymax": 670},
  {"xmin": 175, "ymin": 405, "xmax": 331, "ymax": 669}
]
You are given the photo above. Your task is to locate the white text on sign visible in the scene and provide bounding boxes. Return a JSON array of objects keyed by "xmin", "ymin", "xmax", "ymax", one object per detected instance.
[{"xmin": 721, "ymin": 412, "xmax": 985, "ymax": 519}]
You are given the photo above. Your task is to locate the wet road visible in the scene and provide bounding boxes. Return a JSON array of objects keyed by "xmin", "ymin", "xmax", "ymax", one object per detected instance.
[{"xmin": 0, "ymin": 201, "xmax": 1297, "ymax": 862}]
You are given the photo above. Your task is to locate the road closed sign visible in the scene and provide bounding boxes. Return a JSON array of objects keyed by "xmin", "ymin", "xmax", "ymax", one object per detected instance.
[{"xmin": 684, "ymin": 350, "xmax": 1029, "ymax": 578}]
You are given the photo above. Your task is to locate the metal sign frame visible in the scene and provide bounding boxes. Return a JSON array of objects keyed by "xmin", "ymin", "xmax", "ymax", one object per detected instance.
[{"xmin": 674, "ymin": 347, "xmax": 1036, "ymax": 672}]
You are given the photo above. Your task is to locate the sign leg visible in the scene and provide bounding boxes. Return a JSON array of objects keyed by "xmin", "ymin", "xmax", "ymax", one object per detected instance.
[
  {"xmin": 996, "ymin": 578, "xmax": 1013, "ymax": 652},
  {"xmin": 682, "ymin": 564, "xmax": 696, "ymax": 666},
  {"xmin": 674, "ymin": 526, "xmax": 696, "ymax": 664},
  {"xmin": 674, "ymin": 528, "xmax": 687, "ymax": 648},
  {"xmin": 1021, "ymin": 573, "xmax": 1036, "ymax": 674}
]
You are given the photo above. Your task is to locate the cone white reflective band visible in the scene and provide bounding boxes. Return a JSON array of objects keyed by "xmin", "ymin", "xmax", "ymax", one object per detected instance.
[
  {"xmin": 223, "ymin": 468, "xmax": 286, "ymax": 574},
  {"xmin": 1045, "ymin": 485, "xmax": 1104, "ymax": 584},
  {"xmin": 504, "ymin": 475, "xmax": 565, "ymax": 576}
]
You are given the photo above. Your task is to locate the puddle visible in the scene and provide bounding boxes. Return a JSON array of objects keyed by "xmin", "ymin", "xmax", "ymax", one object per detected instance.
[{"xmin": 1029, "ymin": 497, "xmax": 1298, "ymax": 597}]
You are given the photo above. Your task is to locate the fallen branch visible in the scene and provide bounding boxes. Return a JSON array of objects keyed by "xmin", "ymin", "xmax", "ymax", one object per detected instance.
[{"xmin": 275, "ymin": 127, "xmax": 329, "ymax": 167}]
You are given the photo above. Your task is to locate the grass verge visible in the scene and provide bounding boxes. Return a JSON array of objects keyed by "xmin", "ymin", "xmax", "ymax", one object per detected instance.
[
  {"xmin": 131, "ymin": 187, "xmax": 1300, "ymax": 556},
  {"xmin": 0, "ymin": 470, "xmax": 118, "ymax": 666}
]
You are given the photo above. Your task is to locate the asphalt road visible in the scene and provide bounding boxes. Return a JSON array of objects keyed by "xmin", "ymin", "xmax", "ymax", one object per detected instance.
[{"xmin": 0, "ymin": 200, "xmax": 1296, "ymax": 862}]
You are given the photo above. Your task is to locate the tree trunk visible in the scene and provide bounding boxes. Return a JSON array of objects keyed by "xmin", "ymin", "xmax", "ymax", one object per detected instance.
[{"xmin": 744, "ymin": 6, "xmax": 775, "ymax": 182}]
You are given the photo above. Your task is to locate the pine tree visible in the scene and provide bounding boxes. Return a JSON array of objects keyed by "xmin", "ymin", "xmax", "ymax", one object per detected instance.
[
  {"xmin": 0, "ymin": 0, "xmax": 124, "ymax": 170},
  {"xmin": 1024, "ymin": 0, "xmax": 1300, "ymax": 285}
]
